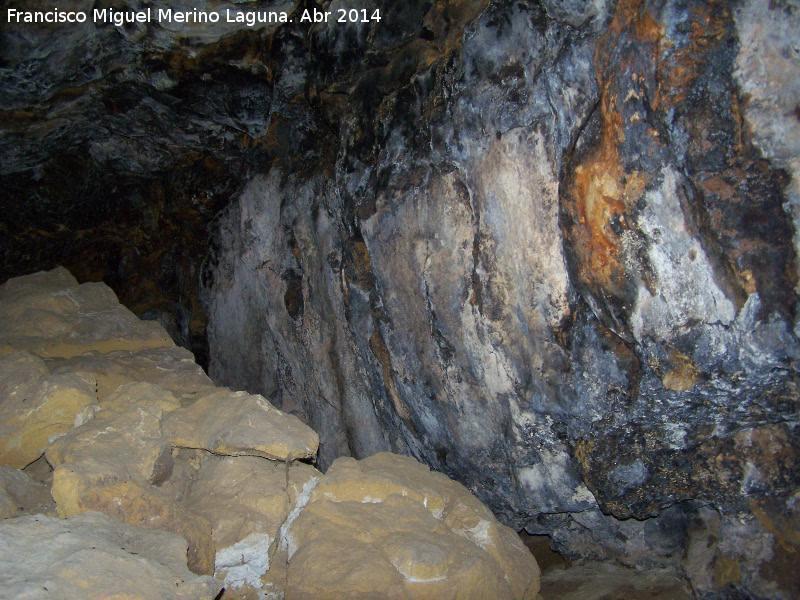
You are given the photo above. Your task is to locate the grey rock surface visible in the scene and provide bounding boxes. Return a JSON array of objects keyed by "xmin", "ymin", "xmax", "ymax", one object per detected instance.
[
  {"xmin": 200, "ymin": 1, "xmax": 800, "ymax": 597},
  {"xmin": 3, "ymin": 1, "xmax": 800, "ymax": 598},
  {"xmin": 0, "ymin": 466, "xmax": 55, "ymax": 520},
  {"xmin": 0, "ymin": 511, "xmax": 223, "ymax": 599}
]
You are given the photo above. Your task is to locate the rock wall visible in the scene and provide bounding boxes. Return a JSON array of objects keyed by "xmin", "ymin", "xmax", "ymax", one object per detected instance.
[
  {"xmin": 2, "ymin": 0, "xmax": 800, "ymax": 598},
  {"xmin": 201, "ymin": 1, "xmax": 800, "ymax": 598}
]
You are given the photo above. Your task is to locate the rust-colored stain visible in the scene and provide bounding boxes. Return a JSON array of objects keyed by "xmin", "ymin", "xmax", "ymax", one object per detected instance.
[
  {"xmin": 574, "ymin": 438, "xmax": 595, "ymax": 473},
  {"xmin": 698, "ymin": 175, "xmax": 737, "ymax": 201},
  {"xmin": 563, "ymin": 0, "xmax": 664, "ymax": 300},
  {"xmin": 369, "ymin": 329, "xmax": 416, "ymax": 432},
  {"xmin": 562, "ymin": 0, "xmax": 796, "ymax": 321},
  {"xmin": 661, "ymin": 348, "xmax": 703, "ymax": 392}
]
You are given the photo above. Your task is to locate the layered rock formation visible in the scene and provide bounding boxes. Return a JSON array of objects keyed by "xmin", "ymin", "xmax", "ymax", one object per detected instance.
[
  {"xmin": 0, "ymin": 267, "xmax": 540, "ymax": 599},
  {"xmin": 199, "ymin": 1, "xmax": 800, "ymax": 598},
  {"xmin": 2, "ymin": 1, "xmax": 800, "ymax": 599}
]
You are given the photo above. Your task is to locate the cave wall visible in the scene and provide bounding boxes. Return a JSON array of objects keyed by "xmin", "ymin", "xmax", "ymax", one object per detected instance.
[
  {"xmin": 201, "ymin": 1, "xmax": 800, "ymax": 597},
  {"xmin": 3, "ymin": 1, "xmax": 800, "ymax": 598},
  {"xmin": 0, "ymin": 0, "xmax": 309, "ymax": 366}
]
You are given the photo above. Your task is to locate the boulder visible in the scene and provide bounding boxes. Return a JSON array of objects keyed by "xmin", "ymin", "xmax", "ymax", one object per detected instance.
[
  {"xmin": 47, "ymin": 405, "xmax": 174, "ymax": 486},
  {"xmin": 185, "ymin": 454, "xmax": 320, "ymax": 593},
  {"xmin": 0, "ymin": 351, "xmax": 96, "ymax": 468},
  {"xmin": 51, "ymin": 469, "xmax": 215, "ymax": 575},
  {"xmin": 161, "ymin": 388, "xmax": 319, "ymax": 461},
  {"xmin": 0, "ymin": 511, "xmax": 222, "ymax": 599},
  {"xmin": 0, "ymin": 466, "xmax": 55, "ymax": 519},
  {"xmin": 283, "ymin": 453, "xmax": 540, "ymax": 600},
  {"xmin": 46, "ymin": 402, "xmax": 215, "ymax": 576},
  {"xmin": 46, "ymin": 346, "xmax": 216, "ymax": 402},
  {"xmin": 0, "ymin": 267, "xmax": 173, "ymax": 358}
]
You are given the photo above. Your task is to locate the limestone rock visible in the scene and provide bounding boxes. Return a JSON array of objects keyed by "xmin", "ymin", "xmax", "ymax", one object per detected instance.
[
  {"xmin": 195, "ymin": 3, "xmax": 800, "ymax": 599},
  {"xmin": 99, "ymin": 381, "xmax": 182, "ymax": 413},
  {"xmin": 161, "ymin": 388, "xmax": 319, "ymax": 461},
  {"xmin": 51, "ymin": 468, "xmax": 215, "ymax": 575},
  {"xmin": 0, "ymin": 511, "xmax": 222, "ymax": 599},
  {"xmin": 45, "ymin": 396, "xmax": 214, "ymax": 575},
  {"xmin": 0, "ymin": 267, "xmax": 173, "ymax": 358},
  {"xmin": 3, "ymin": 0, "xmax": 799, "ymax": 597},
  {"xmin": 47, "ymin": 405, "xmax": 173, "ymax": 486},
  {"xmin": 286, "ymin": 496, "xmax": 519, "ymax": 600},
  {"xmin": 46, "ymin": 346, "xmax": 216, "ymax": 402},
  {"xmin": 185, "ymin": 455, "xmax": 320, "ymax": 591},
  {"xmin": 284, "ymin": 453, "xmax": 540, "ymax": 600},
  {"xmin": 0, "ymin": 466, "xmax": 55, "ymax": 519},
  {"xmin": 0, "ymin": 351, "xmax": 96, "ymax": 468}
]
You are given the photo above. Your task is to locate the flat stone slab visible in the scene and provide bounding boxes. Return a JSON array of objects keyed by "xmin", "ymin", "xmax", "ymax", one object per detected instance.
[
  {"xmin": 0, "ymin": 267, "xmax": 173, "ymax": 359},
  {"xmin": 161, "ymin": 389, "xmax": 319, "ymax": 462},
  {"xmin": 0, "ymin": 511, "xmax": 222, "ymax": 599},
  {"xmin": 46, "ymin": 346, "xmax": 216, "ymax": 402}
]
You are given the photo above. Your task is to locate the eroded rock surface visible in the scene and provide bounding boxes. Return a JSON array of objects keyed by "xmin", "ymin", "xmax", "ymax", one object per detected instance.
[
  {"xmin": 196, "ymin": 2, "xmax": 800, "ymax": 598},
  {"xmin": 283, "ymin": 453, "xmax": 540, "ymax": 600},
  {"xmin": 0, "ymin": 351, "xmax": 96, "ymax": 468},
  {"xmin": 0, "ymin": 511, "xmax": 223, "ymax": 600}
]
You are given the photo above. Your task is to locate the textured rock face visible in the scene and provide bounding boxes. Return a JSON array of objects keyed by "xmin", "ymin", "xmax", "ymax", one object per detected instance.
[
  {"xmin": 0, "ymin": 351, "xmax": 97, "ymax": 468},
  {"xmin": 198, "ymin": 1, "xmax": 800, "ymax": 598},
  {"xmin": 0, "ymin": 1, "xmax": 305, "ymax": 365},
  {"xmin": 0, "ymin": 466, "xmax": 56, "ymax": 519},
  {"xmin": 0, "ymin": 511, "xmax": 223, "ymax": 600},
  {"xmin": 4, "ymin": 1, "xmax": 800, "ymax": 598}
]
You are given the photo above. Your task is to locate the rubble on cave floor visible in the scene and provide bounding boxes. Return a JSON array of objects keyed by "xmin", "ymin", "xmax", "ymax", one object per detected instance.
[{"xmin": 0, "ymin": 267, "xmax": 539, "ymax": 600}]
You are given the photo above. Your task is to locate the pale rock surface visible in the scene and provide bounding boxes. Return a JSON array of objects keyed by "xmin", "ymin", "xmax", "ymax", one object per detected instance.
[
  {"xmin": 0, "ymin": 511, "xmax": 223, "ymax": 599},
  {"xmin": 283, "ymin": 453, "xmax": 540, "ymax": 600},
  {"xmin": 0, "ymin": 266, "xmax": 542, "ymax": 597},
  {"xmin": 0, "ymin": 267, "xmax": 173, "ymax": 358},
  {"xmin": 51, "ymin": 470, "xmax": 215, "ymax": 575},
  {"xmin": 99, "ymin": 381, "xmax": 182, "ymax": 413},
  {"xmin": 185, "ymin": 454, "xmax": 320, "ymax": 593},
  {"xmin": 0, "ymin": 466, "xmax": 55, "ymax": 519},
  {"xmin": 45, "ymin": 403, "xmax": 214, "ymax": 575},
  {"xmin": 734, "ymin": 0, "xmax": 800, "ymax": 294},
  {"xmin": 46, "ymin": 345, "xmax": 216, "ymax": 401},
  {"xmin": 161, "ymin": 388, "xmax": 319, "ymax": 461},
  {"xmin": 194, "ymin": 5, "xmax": 800, "ymax": 599},
  {"xmin": 47, "ymin": 405, "xmax": 174, "ymax": 486},
  {"xmin": 0, "ymin": 350, "xmax": 97, "ymax": 468}
]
